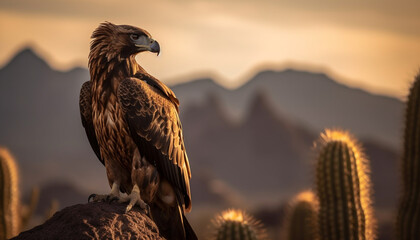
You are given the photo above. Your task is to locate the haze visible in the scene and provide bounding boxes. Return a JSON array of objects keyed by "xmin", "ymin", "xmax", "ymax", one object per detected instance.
[{"xmin": 1, "ymin": 0, "xmax": 419, "ymax": 98}]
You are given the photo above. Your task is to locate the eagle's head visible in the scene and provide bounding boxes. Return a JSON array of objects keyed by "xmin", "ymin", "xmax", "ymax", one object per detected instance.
[{"xmin": 90, "ymin": 22, "xmax": 160, "ymax": 61}]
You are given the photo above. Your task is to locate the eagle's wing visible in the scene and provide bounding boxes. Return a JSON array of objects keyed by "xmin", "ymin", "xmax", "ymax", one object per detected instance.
[
  {"xmin": 79, "ymin": 81, "xmax": 104, "ymax": 165},
  {"xmin": 118, "ymin": 77, "xmax": 192, "ymax": 211}
]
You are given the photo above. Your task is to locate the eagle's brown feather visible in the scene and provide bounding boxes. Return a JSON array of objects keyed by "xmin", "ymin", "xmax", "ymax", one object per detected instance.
[
  {"xmin": 79, "ymin": 81, "xmax": 103, "ymax": 165},
  {"xmin": 118, "ymin": 77, "xmax": 191, "ymax": 211},
  {"xmin": 79, "ymin": 22, "xmax": 196, "ymax": 239}
]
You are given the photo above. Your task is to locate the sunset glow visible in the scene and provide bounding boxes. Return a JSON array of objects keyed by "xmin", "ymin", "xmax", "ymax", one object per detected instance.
[
  {"xmin": 1, "ymin": 0, "xmax": 419, "ymax": 98},
  {"xmin": 221, "ymin": 209, "xmax": 245, "ymax": 222}
]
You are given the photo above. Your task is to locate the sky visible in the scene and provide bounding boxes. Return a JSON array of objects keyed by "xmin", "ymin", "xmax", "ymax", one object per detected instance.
[{"xmin": 0, "ymin": 0, "xmax": 419, "ymax": 98}]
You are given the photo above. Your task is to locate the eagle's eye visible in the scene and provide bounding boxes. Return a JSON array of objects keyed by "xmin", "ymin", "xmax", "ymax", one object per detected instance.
[{"xmin": 130, "ymin": 34, "xmax": 140, "ymax": 41}]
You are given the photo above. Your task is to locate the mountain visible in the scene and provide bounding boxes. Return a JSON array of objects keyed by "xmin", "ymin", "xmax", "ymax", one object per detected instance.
[
  {"xmin": 182, "ymin": 92, "xmax": 314, "ymax": 202},
  {"xmin": 183, "ymin": 93, "xmax": 399, "ymax": 209},
  {"xmin": 0, "ymin": 48, "xmax": 401, "ymax": 212},
  {"xmin": 173, "ymin": 70, "xmax": 404, "ymax": 149},
  {"xmin": 0, "ymin": 48, "xmax": 102, "ymax": 193}
]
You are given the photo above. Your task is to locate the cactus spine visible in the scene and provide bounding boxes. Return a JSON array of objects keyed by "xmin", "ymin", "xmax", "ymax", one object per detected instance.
[
  {"xmin": 315, "ymin": 129, "xmax": 375, "ymax": 240},
  {"xmin": 212, "ymin": 209, "xmax": 267, "ymax": 240},
  {"xmin": 283, "ymin": 190, "xmax": 318, "ymax": 240},
  {"xmin": 0, "ymin": 147, "xmax": 20, "ymax": 239},
  {"xmin": 396, "ymin": 72, "xmax": 420, "ymax": 239}
]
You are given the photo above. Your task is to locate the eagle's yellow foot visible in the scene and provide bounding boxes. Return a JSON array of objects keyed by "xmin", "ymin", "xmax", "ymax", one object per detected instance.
[
  {"xmin": 88, "ymin": 182, "xmax": 121, "ymax": 203},
  {"xmin": 119, "ymin": 184, "xmax": 149, "ymax": 214}
]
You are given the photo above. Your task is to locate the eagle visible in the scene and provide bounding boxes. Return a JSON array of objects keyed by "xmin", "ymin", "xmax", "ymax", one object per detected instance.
[{"xmin": 79, "ymin": 22, "xmax": 197, "ymax": 240}]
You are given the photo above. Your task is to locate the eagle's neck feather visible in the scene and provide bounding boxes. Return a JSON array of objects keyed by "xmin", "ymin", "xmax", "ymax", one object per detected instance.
[
  {"xmin": 90, "ymin": 55, "xmax": 139, "ymax": 84},
  {"xmin": 89, "ymin": 50, "xmax": 140, "ymax": 107},
  {"xmin": 89, "ymin": 52, "xmax": 141, "ymax": 85}
]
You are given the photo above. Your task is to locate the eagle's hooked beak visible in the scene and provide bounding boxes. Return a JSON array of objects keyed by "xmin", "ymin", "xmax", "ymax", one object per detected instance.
[
  {"xmin": 135, "ymin": 36, "xmax": 160, "ymax": 56},
  {"xmin": 150, "ymin": 40, "xmax": 160, "ymax": 56}
]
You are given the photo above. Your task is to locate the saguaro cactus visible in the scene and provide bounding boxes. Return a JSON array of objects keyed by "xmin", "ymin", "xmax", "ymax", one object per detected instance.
[
  {"xmin": 396, "ymin": 72, "xmax": 420, "ymax": 239},
  {"xmin": 20, "ymin": 187, "xmax": 40, "ymax": 230},
  {"xmin": 211, "ymin": 209, "xmax": 267, "ymax": 240},
  {"xmin": 315, "ymin": 129, "xmax": 375, "ymax": 240},
  {"xmin": 0, "ymin": 147, "xmax": 20, "ymax": 239},
  {"xmin": 283, "ymin": 190, "xmax": 318, "ymax": 240}
]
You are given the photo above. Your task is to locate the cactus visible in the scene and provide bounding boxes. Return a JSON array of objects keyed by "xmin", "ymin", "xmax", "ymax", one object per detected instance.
[
  {"xmin": 0, "ymin": 147, "xmax": 43, "ymax": 238},
  {"xmin": 211, "ymin": 209, "xmax": 267, "ymax": 240},
  {"xmin": 396, "ymin": 72, "xmax": 420, "ymax": 239},
  {"xmin": 283, "ymin": 190, "xmax": 318, "ymax": 240},
  {"xmin": 44, "ymin": 199, "xmax": 59, "ymax": 220},
  {"xmin": 0, "ymin": 147, "xmax": 20, "ymax": 239},
  {"xmin": 20, "ymin": 187, "xmax": 40, "ymax": 230},
  {"xmin": 315, "ymin": 129, "xmax": 375, "ymax": 240}
]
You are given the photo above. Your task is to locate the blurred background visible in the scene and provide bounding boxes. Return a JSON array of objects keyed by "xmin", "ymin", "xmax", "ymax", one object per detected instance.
[{"xmin": 0, "ymin": 0, "xmax": 419, "ymax": 239}]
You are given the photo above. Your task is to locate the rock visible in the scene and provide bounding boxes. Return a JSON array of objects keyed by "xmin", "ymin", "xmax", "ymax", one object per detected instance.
[{"xmin": 12, "ymin": 202, "xmax": 165, "ymax": 240}]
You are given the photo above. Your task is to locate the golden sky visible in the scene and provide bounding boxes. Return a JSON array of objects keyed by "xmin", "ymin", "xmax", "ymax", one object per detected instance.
[{"xmin": 1, "ymin": 0, "xmax": 419, "ymax": 98}]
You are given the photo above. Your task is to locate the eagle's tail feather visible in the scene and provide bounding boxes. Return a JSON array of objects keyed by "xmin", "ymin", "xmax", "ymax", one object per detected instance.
[
  {"xmin": 151, "ymin": 203, "xmax": 197, "ymax": 240},
  {"xmin": 182, "ymin": 212, "xmax": 198, "ymax": 240}
]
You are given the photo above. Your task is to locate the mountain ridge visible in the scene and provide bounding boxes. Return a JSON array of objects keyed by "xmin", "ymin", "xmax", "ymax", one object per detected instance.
[
  {"xmin": 172, "ymin": 68, "xmax": 403, "ymax": 149},
  {"xmin": 0, "ymin": 47, "xmax": 401, "ymax": 211},
  {"xmin": 6, "ymin": 47, "xmax": 403, "ymax": 150},
  {"xmin": 3, "ymin": 47, "xmax": 403, "ymax": 103}
]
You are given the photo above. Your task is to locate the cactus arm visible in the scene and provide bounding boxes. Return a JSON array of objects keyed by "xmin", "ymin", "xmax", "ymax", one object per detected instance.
[
  {"xmin": 397, "ymin": 72, "xmax": 420, "ymax": 239},
  {"xmin": 315, "ymin": 130, "xmax": 375, "ymax": 240},
  {"xmin": 0, "ymin": 148, "xmax": 20, "ymax": 239}
]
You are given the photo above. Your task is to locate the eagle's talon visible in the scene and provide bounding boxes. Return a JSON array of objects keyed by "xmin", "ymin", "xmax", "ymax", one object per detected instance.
[
  {"xmin": 141, "ymin": 202, "xmax": 149, "ymax": 210},
  {"xmin": 125, "ymin": 200, "xmax": 148, "ymax": 213},
  {"xmin": 125, "ymin": 204, "xmax": 133, "ymax": 213},
  {"xmin": 88, "ymin": 194, "xmax": 97, "ymax": 203},
  {"xmin": 145, "ymin": 204, "xmax": 151, "ymax": 216},
  {"xmin": 121, "ymin": 185, "xmax": 148, "ymax": 213}
]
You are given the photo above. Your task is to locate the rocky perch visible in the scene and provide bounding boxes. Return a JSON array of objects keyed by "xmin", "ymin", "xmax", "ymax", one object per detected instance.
[{"xmin": 12, "ymin": 202, "xmax": 165, "ymax": 240}]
